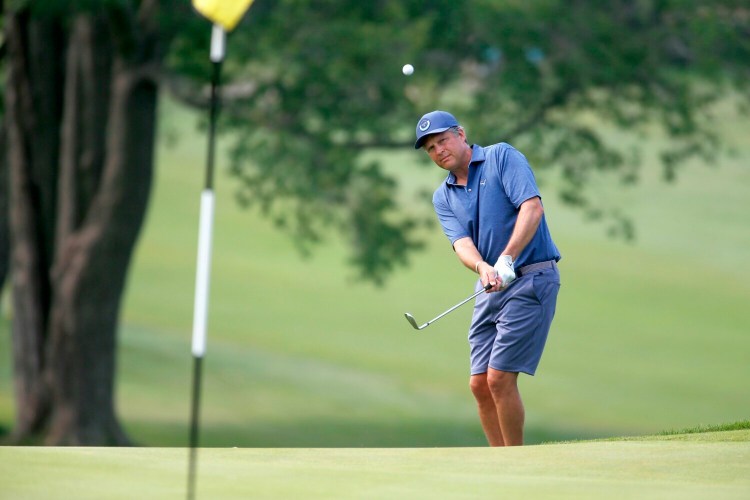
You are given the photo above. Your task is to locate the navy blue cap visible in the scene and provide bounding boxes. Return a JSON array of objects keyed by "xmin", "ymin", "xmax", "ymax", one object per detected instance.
[{"xmin": 414, "ymin": 110, "xmax": 459, "ymax": 149}]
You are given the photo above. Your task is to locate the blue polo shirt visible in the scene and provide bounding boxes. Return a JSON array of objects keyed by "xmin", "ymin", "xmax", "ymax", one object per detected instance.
[{"xmin": 432, "ymin": 143, "xmax": 560, "ymax": 269}]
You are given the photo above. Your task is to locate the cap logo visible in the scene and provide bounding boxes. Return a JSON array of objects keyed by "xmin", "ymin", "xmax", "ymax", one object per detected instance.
[{"xmin": 418, "ymin": 119, "xmax": 431, "ymax": 132}]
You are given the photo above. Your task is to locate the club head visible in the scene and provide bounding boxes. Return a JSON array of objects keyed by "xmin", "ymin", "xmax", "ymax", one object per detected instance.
[{"xmin": 404, "ymin": 313, "xmax": 425, "ymax": 330}]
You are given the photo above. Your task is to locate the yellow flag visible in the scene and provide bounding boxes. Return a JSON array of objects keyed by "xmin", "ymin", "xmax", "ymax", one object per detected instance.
[{"xmin": 192, "ymin": 0, "xmax": 256, "ymax": 32}]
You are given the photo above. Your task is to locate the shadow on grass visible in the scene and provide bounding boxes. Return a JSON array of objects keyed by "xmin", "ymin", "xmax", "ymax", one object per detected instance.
[{"xmin": 124, "ymin": 418, "xmax": 611, "ymax": 448}]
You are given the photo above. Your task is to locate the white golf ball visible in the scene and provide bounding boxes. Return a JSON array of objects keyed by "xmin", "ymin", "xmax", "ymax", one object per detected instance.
[{"xmin": 402, "ymin": 64, "xmax": 414, "ymax": 76}]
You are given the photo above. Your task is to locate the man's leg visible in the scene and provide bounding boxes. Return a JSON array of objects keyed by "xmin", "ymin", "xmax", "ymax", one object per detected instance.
[
  {"xmin": 487, "ymin": 368, "xmax": 524, "ymax": 446},
  {"xmin": 469, "ymin": 373, "xmax": 504, "ymax": 446}
]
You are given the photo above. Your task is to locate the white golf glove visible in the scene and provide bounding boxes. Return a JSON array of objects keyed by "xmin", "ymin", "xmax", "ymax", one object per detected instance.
[{"xmin": 493, "ymin": 255, "xmax": 516, "ymax": 288}]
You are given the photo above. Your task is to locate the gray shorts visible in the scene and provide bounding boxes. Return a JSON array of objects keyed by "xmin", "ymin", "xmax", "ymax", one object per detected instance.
[{"xmin": 469, "ymin": 261, "xmax": 560, "ymax": 376}]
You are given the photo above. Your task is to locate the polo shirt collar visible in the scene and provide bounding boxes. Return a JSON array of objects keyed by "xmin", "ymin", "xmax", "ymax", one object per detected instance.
[
  {"xmin": 469, "ymin": 144, "xmax": 485, "ymax": 164},
  {"xmin": 445, "ymin": 144, "xmax": 485, "ymax": 185}
]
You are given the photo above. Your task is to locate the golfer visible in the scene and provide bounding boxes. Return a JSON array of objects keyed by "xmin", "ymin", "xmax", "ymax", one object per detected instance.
[{"xmin": 415, "ymin": 110, "xmax": 561, "ymax": 446}]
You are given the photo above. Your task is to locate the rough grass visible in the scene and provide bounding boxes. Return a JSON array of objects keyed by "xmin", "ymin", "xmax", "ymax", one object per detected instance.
[
  {"xmin": 556, "ymin": 421, "xmax": 750, "ymax": 444},
  {"xmin": 658, "ymin": 420, "xmax": 750, "ymax": 437}
]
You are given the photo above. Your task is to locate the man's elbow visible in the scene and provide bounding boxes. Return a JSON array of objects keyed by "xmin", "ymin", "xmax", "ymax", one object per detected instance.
[
  {"xmin": 452, "ymin": 236, "xmax": 472, "ymax": 253},
  {"xmin": 523, "ymin": 197, "xmax": 544, "ymax": 219}
]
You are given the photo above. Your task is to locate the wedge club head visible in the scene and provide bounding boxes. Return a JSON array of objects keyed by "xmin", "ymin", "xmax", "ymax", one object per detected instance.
[{"xmin": 404, "ymin": 312, "xmax": 426, "ymax": 330}]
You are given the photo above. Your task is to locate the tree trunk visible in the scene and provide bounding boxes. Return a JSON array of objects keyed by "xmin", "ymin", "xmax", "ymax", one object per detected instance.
[
  {"xmin": 0, "ymin": 123, "xmax": 9, "ymax": 298},
  {"xmin": 5, "ymin": 6, "xmax": 162, "ymax": 446},
  {"xmin": 5, "ymin": 12, "xmax": 64, "ymax": 443}
]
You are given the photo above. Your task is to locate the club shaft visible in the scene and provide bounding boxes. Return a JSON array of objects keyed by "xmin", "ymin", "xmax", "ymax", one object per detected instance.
[{"xmin": 423, "ymin": 286, "xmax": 489, "ymax": 327}]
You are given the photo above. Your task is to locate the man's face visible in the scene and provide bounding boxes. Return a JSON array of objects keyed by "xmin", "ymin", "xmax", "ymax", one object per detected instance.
[{"xmin": 422, "ymin": 128, "xmax": 470, "ymax": 172}]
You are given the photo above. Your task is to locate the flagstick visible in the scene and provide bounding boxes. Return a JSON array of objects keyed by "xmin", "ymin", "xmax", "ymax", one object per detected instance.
[{"xmin": 187, "ymin": 23, "xmax": 225, "ymax": 500}]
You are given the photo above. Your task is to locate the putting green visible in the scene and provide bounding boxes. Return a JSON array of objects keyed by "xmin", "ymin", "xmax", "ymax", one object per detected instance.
[{"xmin": 2, "ymin": 431, "xmax": 748, "ymax": 499}]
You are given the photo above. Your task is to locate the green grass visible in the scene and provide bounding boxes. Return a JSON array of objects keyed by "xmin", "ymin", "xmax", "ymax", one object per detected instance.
[
  {"xmin": 658, "ymin": 420, "xmax": 750, "ymax": 437},
  {"xmin": 0, "ymin": 95, "xmax": 748, "ymax": 448},
  {"xmin": 1, "ymin": 430, "xmax": 749, "ymax": 499}
]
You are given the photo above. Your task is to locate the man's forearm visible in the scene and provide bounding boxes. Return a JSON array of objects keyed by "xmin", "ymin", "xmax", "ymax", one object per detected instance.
[
  {"xmin": 453, "ymin": 237, "xmax": 484, "ymax": 274},
  {"xmin": 501, "ymin": 197, "xmax": 544, "ymax": 260}
]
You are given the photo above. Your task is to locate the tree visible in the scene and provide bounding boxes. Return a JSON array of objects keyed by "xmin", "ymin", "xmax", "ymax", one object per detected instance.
[
  {"xmin": 168, "ymin": 0, "xmax": 749, "ymax": 275},
  {"xmin": 0, "ymin": 118, "xmax": 7, "ymax": 293},
  {"xmin": 2, "ymin": 0, "xmax": 748, "ymax": 445},
  {"xmin": 2, "ymin": 0, "xmax": 184, "ymax": 444}
]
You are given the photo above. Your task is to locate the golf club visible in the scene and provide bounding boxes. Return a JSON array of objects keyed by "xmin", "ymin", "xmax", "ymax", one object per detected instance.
[{"xmin": 404, "ymin": 283, "xmax": 493, "ymax": 331}]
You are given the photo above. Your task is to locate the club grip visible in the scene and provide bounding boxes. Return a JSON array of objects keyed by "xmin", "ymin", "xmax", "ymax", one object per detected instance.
[{"xmin": 484, "ymin": 283, "xmax": 493, "ymax": 291}]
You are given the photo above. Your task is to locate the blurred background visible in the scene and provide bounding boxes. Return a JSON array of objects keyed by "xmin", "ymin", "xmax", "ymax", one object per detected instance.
[{"xmin": 0, "ymin": 0, "xmax": 748, "ymax": 447}]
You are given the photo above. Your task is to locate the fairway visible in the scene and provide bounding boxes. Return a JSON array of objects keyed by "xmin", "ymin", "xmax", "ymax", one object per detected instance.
[
  {"xmin": 1, "ymin": 430, "xmax": 749, "ymax": 499},
  {"xmin": 1, "ymin": 96, "xmax": 749, "ymax": 448},
  {"xmin": 118, "ymin": 96, "xmax": 750, "ymax": 446}
]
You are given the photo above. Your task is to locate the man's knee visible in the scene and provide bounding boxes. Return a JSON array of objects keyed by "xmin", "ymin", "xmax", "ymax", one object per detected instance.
[
  {"xmin": 469, "ymin": 373, "xmax": 492, "ymax": 401},
  {"xmin": 487, "ymin": 369, "xmax": 518, "ymax": 397}
]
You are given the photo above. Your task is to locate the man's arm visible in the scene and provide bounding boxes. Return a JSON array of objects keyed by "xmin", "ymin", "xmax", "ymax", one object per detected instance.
[
  {"xmin": 473, "ymin": 197, "xmax": 545, "ymax": 292},
  {"xmin": 453, "ymin": 236, "xmax": 486, "ymax": 275},
  {"xmin": 500, "ymin": 196, "xmax": 544, "ymax": 261}
]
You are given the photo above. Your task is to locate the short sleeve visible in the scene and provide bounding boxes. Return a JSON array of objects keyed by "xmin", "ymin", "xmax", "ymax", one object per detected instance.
[
  {"xmin": 432, "ymin": 187, "xmax": 469, "ymax": 245},
  {"xmin": 499, "ymin": 147, "xmax": 541, "ymax": 208}
]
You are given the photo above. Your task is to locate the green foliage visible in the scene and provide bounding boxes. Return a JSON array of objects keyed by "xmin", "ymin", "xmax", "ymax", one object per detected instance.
[
  {"xmin": 4, "ymin": 2, "xmax": 749, "ymax": 285},
  {"xmin": 163, "ymin": 0, "xmax": 750, "ymax": 284}
]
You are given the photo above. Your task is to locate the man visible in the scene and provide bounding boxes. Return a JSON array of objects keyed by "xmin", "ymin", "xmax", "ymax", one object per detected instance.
[{"xmin": 415, "ymin": 110, "xmax": 561, "ymax": 446}]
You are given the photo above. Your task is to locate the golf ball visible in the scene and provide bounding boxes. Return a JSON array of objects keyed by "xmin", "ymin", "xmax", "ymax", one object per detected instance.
[{"xmin": 402, "ymin": 64, "xmax": 414, "ymax": 76}]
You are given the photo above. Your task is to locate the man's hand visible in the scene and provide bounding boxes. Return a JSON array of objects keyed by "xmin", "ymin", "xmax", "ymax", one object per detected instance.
[{"xmin": 493, "ymin": 255, "xmax": 516, "ymax": 288}]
